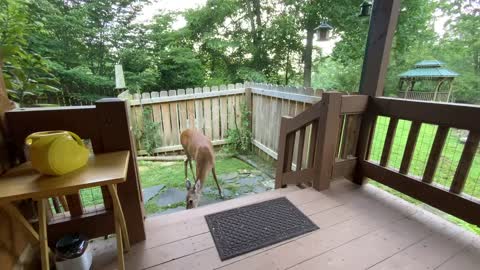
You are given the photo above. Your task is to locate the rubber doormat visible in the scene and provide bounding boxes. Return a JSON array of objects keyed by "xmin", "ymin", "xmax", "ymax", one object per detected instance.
[{"xmin": 205, "ymin": 197, "xmax": 318, "ymax": 261}]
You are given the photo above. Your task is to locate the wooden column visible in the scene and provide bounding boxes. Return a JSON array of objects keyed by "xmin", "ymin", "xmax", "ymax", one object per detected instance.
[
  {"xmin": 354, "ymin": 0, "xmax": 401, "ymax": 185},
  {"xmin": 358, "ymin": 0, "xmax": 401, "ymax": 97},
  {"xmin": 312, "ymin": 92, "xmax": 342, "ymax": 191},
  {"xmin": 95, "ymin": 98, "xmax": 146, "ymax": 244}
]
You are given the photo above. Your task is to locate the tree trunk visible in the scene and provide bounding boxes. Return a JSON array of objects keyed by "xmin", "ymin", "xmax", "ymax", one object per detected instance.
[{"xmin": 303, "ymin": 27, "xmax": 315, "ymax": 87}]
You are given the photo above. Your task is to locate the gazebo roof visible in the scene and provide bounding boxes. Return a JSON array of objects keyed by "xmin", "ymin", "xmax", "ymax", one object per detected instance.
[{"xmin": 399, "ymin": 60, "xmax": 459, "ymax": 79}]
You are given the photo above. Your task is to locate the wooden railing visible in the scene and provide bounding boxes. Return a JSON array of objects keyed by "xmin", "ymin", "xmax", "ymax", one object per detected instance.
[
  {"xmin": 398, "ymin": 91, "xmax": 451, "ymax": 102},
  {"xmin": 4, "ymin": 99, "xmax": 146, "ymax": 244},
  {"xmin": 357, "ymin": 97, "xmax": 480, "ymax": 226},
  {"xmin": 277, "ymin": 93, "xmax": 480, "ymax": 226},
  {"xmin": 275, "ymin": 92, "xmax": 368, "ymax": 190}
]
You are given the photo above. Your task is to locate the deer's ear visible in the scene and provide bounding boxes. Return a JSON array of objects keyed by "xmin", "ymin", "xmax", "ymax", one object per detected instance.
[
  {"xmin": 194, "ymin": 180, "xmax": 202, "ymax": 191},
  {"xmin": 185, "ymin": 179, "xmax": 192, "ymax": 190}
]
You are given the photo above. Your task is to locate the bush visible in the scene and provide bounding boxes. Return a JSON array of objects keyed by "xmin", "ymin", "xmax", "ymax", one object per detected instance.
[
  {"xmin": 133, "ymin": 107, "xmax": 161, "ymax": 155},
  {"xmin": 225, "ymin": 103, "xmax": 252, "ymax": 154}
]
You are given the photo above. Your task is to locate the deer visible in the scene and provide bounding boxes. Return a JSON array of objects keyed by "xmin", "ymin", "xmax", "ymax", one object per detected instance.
[{"xmin": 180, "ymin": 129, "xmax": 222, "ymax": 209}]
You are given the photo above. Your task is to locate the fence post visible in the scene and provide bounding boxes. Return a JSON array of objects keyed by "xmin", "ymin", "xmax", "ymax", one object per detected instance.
[
  {"xmin": 245, "ymin": 88, "xmax": 253, "ymax": 133},
  {"xmin": 312, "ymin": 92, "xmax": 342, "ymax": 191}
]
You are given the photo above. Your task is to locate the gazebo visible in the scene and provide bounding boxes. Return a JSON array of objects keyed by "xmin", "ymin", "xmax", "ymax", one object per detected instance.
[{"xmin": 398, "ymin": 60, "xmax": 459, "ymax": 102}]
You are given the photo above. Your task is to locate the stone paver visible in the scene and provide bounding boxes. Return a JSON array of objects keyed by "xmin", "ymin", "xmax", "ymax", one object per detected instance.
[
  {"xmin": 156, "ymin": 188, "xmax": 186, "ymax": 206},
  {"xmin": 142, "ymin": 184, "xmax": 165, "ymax": 202},
  {"xmin": 147, "ymin": 167, "xmax": 275, "ymax": 216}
]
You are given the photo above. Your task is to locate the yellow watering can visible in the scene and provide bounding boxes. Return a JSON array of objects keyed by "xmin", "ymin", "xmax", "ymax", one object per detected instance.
[{"xmin": 25, "ymin": 131, "xmax": 90, "ymax": 176}]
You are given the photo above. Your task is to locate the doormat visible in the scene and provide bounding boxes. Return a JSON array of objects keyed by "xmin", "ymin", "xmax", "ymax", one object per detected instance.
[{"xmin": 205, "ymin": 197, "xmax": 318, "ymax": 261}]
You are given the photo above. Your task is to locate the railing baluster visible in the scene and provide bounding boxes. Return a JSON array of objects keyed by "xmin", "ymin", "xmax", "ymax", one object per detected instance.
[
  {"xmin": 399, "ymin": 121, "xmax": 421, "ymax": 174},
  {"xmin": 422, "ymin": 126, "xmax": 449, "ymax": 183},
  {"xmin": 380, "ymin": 117, "xmax": 398, "ymax": 167},
  {"xmin": 335, "ymin": 115, "xmax": 345, "ymax": 158},
  {"xmin": 296, "ymin": 128, "xmax": 306, "ymax": 171},
  {"xmin": 307, "ymin": 121, "xmax": 318, "ymax": 168},
  {"xmin": 275, "ymin": 116, "xmax": 291, "ymax": 188},
  {"xmin": 285, "ymin": 133, "xmax": 296, "ymax": 172},
  {"xmin": 450, "ymin": 131, "xmax": 480, "ymax": 194},
  {"xmin": 66, "ymin": 193, "xmax": 84, "ymax": 216}
]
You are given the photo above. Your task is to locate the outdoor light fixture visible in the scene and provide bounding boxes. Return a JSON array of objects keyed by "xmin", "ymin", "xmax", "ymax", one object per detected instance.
[
  {"xmin": 359, "ymin": 1, "xmax": 373, "ymax": 17},
  {"xmin": 314, "ymin": 22, "xmax": 333, "ymax": 41}
]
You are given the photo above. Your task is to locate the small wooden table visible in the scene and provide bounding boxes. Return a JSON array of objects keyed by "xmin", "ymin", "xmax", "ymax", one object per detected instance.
[{"xmin": 0, "ymin": 151, "xmax": 131, "ymax": 270}]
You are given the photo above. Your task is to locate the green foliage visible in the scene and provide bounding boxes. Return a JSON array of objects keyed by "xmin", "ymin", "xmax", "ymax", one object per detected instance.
[
  {"xmin": 0, "ymin": 0, "xmax": 60, "ymax": 106},
  {"xmin": 134, "ymin": 107, "xmax": 161, "ymax": 155},
  {"xmin": 225, "ymin": 103, "xmax": 252, "ymax": 154}
]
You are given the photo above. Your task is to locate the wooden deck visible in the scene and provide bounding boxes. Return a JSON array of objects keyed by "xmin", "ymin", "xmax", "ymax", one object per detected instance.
[{"xmin": 93, "ymin": 179, "xmax": 480, "ymax": 270}]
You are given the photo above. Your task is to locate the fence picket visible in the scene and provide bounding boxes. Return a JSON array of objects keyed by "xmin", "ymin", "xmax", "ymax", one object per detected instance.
[
  {"xmin": 219, "ymin": 85, "xmax": 228, "ymax": 138},
  {"xmin": 160, "ymin": 91, "xmax": 172, "ymax": 146},
  {"xmin": 194, "ymin": 87, "xmax": 204, "ymax": 131},
  {"xmin": 203, "ymin": 86, "xmax": 212, "ymax": 138},
  {"xmin": 177, "ymin": 89, "xmax": 188, "ymax": 135},
  {"xmin": 169, "ymin": 90, "xmax": 180, "ymax": 145},
  {"xmin": 186, "ymin": 88, "xmax": 195, "ymax": 130},
  {"xmin": 211, "ymin": 86, "xmax": 221, "ymax": 140}
]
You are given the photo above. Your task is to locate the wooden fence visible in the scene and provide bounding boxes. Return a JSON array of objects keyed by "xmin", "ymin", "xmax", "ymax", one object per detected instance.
[{"xmin": 125, "ymin": 83, "xmax": 324, "ymax": 157}]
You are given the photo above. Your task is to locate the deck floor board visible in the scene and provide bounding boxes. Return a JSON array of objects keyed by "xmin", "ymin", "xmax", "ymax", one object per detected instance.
[{"xmin": 93, "ymin": 179, "xmax": 480, "ymax": 270}]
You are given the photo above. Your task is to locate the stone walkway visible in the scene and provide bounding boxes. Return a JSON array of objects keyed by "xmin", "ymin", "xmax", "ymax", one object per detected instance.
[{"xmin": 142, "ymin": 168, "xmax": 275, "ymax": 216}]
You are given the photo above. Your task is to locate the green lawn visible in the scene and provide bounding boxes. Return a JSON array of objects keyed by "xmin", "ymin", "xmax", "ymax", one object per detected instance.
[
  {"xmin": 138, "ymin": 157, "xmax": 254, "ymax": 215},
  {"xmin": 368, "ymin": 116, "xmax": 480, "ymax": 235},
  {"xmin": 137, "ymin": 157, "xmax": 254, "ymax": 189}
]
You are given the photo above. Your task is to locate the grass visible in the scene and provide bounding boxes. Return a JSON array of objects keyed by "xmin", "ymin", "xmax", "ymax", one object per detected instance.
[
  {"xmin": 138, "ymin": 157, "xmax": 254, "ymax": 215},
  {"xmin": 369, "ymin": 116, "xmax": 480, "ymax": 235},
  {"xmin": 137, "ymin": 157, "xmax": 254, "ymax": 189}
]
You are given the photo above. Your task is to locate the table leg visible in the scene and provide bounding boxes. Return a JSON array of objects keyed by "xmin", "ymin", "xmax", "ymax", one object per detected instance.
[
  {"xmin": 38, "ymin": 199, "xmax": 50, "ymax": 270},
  {"xmin": 107, "ymin": 184, "xmax": 130, "ymax": 251},
  {"xmin": 1, "ymin": 203, "xmax": 39, "ymax": 242},
  {"xmin": 114, "ymin": 211, "xmax": 125, "ymax": 270}
]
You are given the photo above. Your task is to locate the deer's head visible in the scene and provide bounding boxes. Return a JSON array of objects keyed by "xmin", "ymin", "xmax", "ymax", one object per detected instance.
[{"xmin": 185, "ymin": 179, "xmax": 202, "ymax": 209}]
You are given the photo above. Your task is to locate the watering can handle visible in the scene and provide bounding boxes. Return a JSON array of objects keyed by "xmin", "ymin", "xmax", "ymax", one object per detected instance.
[
  {"xmin": 66, "ymin": 131, "xmax": 85, "ymax": 146},
  {"xmin": 25, "ymin": 131, "xmax": 85, "ymax": 146}
]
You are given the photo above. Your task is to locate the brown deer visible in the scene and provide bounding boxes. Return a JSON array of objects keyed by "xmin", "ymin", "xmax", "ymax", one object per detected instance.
[{"xmin": 180, "ymin": 129, "xmax": 222, "ymax": 209}]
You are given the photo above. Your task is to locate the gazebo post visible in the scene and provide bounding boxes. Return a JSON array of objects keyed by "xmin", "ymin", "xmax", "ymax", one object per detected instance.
[{"xmin": 447, "ymin": 78, "xmax": 454, "ymax": 102}]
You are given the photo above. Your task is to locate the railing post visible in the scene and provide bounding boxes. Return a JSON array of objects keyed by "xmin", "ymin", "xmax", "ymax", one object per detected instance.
[
  {"xmin": 312, "ymin": 92, "xmax": 342, "ymax": 191},
  {"xmin": 95, "ymin": 98, "xmax": 146, "ymax": 244},
  {"xmin": 275, "ymin": 116, "xmax": 292, "ymax": 189}
]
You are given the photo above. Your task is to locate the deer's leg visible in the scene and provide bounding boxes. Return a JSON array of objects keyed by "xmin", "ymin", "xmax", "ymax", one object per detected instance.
[
  {"xmin": 189, "ymin": 159, "xmax": 196, "ymax": 180},
  {"xmin": 184, "ymin": 158, "xmax": 189, "ymax": 180},
  {"xmin": 212, "ymin": 167, "xmax": 223, "ymax": 198}
]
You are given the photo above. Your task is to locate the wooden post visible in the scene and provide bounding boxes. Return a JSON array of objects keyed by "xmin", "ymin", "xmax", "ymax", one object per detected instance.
[
  {"xmin": 245, "ymin": 88, "xmax": 253, "ymax": 134},
  {"xmin": 354, "ymin": 0, "xmax": 401, "ymax": 185},
  {"xmin": 95, "ymin": 98, "xmax": 146, "ymax": 244},
  {"xmin": 358, "ymin": 0, "xmax": 401, "ymax": 97},
  {"xmin": 312, "ymin": 92, "xmax": 342, "ymax": 191}
]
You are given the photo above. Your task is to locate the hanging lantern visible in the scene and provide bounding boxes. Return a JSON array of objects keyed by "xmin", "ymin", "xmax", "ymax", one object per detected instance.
[
  {"xmin": 314, "ymin": 22, "xmax": 333, "ymax": 41},
  {"xmin": 359, "ymin": 1, "xmax": 372, "ymax": 17}
]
